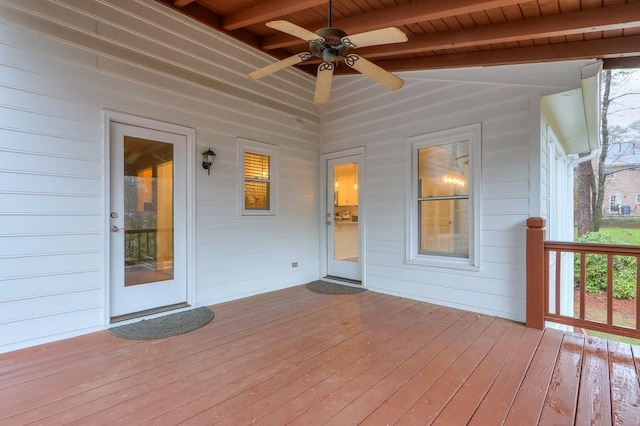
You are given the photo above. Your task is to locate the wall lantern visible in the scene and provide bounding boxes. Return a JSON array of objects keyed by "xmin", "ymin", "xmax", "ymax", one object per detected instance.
[{"xmin": 202, "ymin": 148, "xmax": 216, "ymax": 175}]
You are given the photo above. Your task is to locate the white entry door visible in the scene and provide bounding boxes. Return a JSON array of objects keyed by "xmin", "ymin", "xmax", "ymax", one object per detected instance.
[
  {"xmin": 109, "ymin": 121, "xmax": 188, "ymax": 318},
  {"xmin": 327, "ymin": 155, "xmax": 362, "ymax": 282}
]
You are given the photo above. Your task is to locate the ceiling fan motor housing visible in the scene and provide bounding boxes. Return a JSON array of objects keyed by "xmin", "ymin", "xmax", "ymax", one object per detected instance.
[{"xmin": 311, "ymin": 27, "xmax": 350, "ymax": 62}]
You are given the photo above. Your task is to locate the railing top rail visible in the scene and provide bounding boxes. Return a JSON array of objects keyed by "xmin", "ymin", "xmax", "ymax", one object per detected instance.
[{"xmin": 544, "ymin": 240, "xmax": 640, "ymax": 256}]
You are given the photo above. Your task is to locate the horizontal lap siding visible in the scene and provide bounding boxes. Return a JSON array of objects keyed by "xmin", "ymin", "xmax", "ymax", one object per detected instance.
[
  {"xmin": 322, "ymin": 76, "xmax": 540, "ymax": 322},
  {"xmin": 0, "ymin": 0, "xmax": 320, "ymax": 352}
]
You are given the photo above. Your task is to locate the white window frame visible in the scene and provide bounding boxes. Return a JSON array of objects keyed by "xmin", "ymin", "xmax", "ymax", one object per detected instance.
[
  {"xmin": 237, "ymin": 138, "xmax": 279, "ymax": 216},
  {"xmin": 406, "ymin": 124, "xmax": 481, "ymax": 270}
]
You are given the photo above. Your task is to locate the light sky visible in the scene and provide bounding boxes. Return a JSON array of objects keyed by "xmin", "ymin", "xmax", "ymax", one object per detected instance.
[{"xmin": 608, "ymin": 70, "xmax": 640, "ymax": 127}]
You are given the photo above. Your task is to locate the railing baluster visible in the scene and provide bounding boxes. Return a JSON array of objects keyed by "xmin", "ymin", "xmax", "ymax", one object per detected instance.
[
  {"xmin": 543, "ymin": 248, "xmax": 549, "ymax": 318},
  {"xmin": 607, "ymin": 253, "xmax": 613, "ymax": 326},
  {"xmin": 580, "ymin": 252, "xmax": 586, "ymax": 320},
  {"xmin": 555, "ymin": 250, "xmax": 561, "ymax": 315},
  {"xmin": 637, "ymin": 255, "xmax": 640, "ymax": 330}
]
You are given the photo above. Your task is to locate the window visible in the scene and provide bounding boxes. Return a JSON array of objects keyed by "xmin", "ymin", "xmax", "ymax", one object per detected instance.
[
  {"xmin": 407, "ymin": 124, "xmax": 481, "ymax": 269},
  {"xmin": 610, "ymin": 194, "xmax": 621, "ymax": 213},
  {"xmin": 636, "ymin": 194, "xmax": 640, "ymax": 205},
  {"xmin": 238, "ymin": 138, "xmax": 278, "ymax": 215}
]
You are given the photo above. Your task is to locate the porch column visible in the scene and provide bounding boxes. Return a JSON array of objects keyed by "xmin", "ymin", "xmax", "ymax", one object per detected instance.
[{"xmin": 526, "ymin": 217, "xmax": 546, "ymax": 329}]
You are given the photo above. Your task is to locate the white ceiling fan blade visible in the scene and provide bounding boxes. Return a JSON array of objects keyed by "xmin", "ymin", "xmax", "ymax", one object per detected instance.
[
  {"xmin": 266, "ymin": 20, "xmax": 324, "ymax": 43},
  {"xmin": 248, "ymin": 52, "xmax": 311, "ymax": 80},
  {"xmin": 314, "ymin": 62, "xmax": 334, "ymax": 105},
  {"xmin": 345, "ymin": 54, "xmax": 404, "ymax": 91},
  {"xmin": 342, "ymin": 27, "xmax": 407, "ymax": 48}
]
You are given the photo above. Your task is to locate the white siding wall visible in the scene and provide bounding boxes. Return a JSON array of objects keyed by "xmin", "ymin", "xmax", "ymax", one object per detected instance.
[
  {"xmin": 0, "ymin": 0, "xmax": 320, "ymax": 353},
  {"xmin": 321, "ymin": 64, "xmax": 588, "ymax": 322},
  {"xmin": 0, "ymin": 0, "xmax": 594, "ymax": 352}
]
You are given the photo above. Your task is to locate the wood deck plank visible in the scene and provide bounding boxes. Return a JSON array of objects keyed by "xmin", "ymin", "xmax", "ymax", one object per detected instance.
[
  {"xmin": 109, "ymin": 298, "xmax": 415, "ymax": 424},
  {"xmin": 0, "ymin": 286, "xmax": 637, "ymax": 425},
  {"xmin": 609, "ymin": 340, "xmax": 640, "ymax": 424},
  {"xmin": 575, "ymin": 336, "xmax": 612, "ymax": 425},
  {"xmin": 468, "ymin": 326, "xmax": 544, "ymax": 425},
  {"xmin": 503, "ymin": 328, "xmax": 564, "ymax": 425},
  {"xmin": 430, "ymin": 322, "xmax": 526, "ymax": 425},
  {"xmin": 15, "ymin": 292, "xmax": 402, "ymax": 424},
  {"xmin": 538, "ymin": 332, "xmax": 585, "ymax": 425},
  {"xmin": 292, "ymin": 314, "xmax": 493, "ymax": 425},
  {"xmin": 0, "ymin": 287, "xmax": 322, "ymax": 397},
  {"xmin": 0, "ymin": 289, "xmax": 347, "ymax": 415},
  {"xmin": 2, "ymin": 290, "xmax": 384, "ymax": 422},
  {"xmin": 183, "ymin": 304, "xmax": 457, "ymax": 425},
  {"xmin": 394, "ymin": 319, "xmax": 511, "ymax": 425},
  {"xmin": 254, "ymin": 309, "xmax": 467, "ymax": 426}
]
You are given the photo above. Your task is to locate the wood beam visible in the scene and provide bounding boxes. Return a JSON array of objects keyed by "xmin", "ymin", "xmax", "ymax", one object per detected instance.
[
  {"xmin": 173, "ymin": 0, "xmax": 194, "ymax": 7},
  {"xmin": 323, "ymin": 35, "xmax": 640, "ymax": 73},
  {"xmin": 300, "ymin": 2, "xmax": 640, "ymax": 66},
  {"xmin": 356, "ymin": 2, "xmax": 640, "ymax": 59},
  {"xmin": 604, "ymin": 57, "xmax": 640, "ymax": 69},
  {"xmin": 261, "ymin": 0, "xmax": 526, "ymax": 50},
  {"xmin": 223, "ymin": 0, "xmax": 326, "ymax": 31}
]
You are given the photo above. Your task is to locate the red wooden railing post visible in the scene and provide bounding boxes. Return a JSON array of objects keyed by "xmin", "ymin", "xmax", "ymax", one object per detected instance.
[{"xmin": 526, "ymin": 217, "xmax": 546, "ymax": 329}]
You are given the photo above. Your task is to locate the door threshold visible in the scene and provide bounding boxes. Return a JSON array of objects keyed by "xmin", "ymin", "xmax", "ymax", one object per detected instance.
[
  {"xmin": 110, "ymin": 302, "xmax": 190, "ymax": 324},
  {"xmin": 323, "ymin": 275, "xmax": 362, "ymax": 287}
]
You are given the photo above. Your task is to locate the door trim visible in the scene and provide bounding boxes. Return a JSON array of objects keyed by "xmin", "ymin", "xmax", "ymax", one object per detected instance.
[
  {"xmin": 320, "ymin": 147, "xmax": 365, "ymax": 284},
  {"xmin": 102, "ymin": 109, "xmax": 196, "ymax": 326}
]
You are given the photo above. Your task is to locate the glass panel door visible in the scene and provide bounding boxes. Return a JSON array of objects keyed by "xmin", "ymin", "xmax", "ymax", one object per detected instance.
[
  {"xmin": 109, "ymin": 121, "xmax": 187, "ymax": 318},
  {"xmin": 327, "ymin": 156, "xmax": 362, "ymax": 282}
]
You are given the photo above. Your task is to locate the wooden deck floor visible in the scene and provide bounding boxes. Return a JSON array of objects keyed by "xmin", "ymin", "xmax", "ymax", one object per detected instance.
[{"xmin": 1, "ymin": 285, "xmax": 639, "ymax": 425}]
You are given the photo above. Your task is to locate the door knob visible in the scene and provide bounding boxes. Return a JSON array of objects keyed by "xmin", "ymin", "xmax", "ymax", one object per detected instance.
[{"xmin": 110, "ymin": 226, "xmax": 121, "ymax": 232}]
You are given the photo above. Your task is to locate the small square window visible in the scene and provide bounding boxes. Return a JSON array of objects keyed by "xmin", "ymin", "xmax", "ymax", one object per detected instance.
[{"xmin": 238, "ymin": 139, "xmax": 278, "ymax": 216}]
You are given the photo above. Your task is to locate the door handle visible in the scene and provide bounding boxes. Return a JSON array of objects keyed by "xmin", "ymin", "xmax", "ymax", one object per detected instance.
[{"xmin": 110, "ymin": 226, "xmax": 121, "ymax": 233}]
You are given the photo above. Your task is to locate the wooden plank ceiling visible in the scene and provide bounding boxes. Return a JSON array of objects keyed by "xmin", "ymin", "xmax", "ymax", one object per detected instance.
[{"xmin": 156, "ymin": 0, "xmax": 640, "ymax": 75}]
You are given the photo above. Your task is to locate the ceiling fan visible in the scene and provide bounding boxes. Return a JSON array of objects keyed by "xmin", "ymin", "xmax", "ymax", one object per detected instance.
[{"xmin": 248, "ymin": 0, "xmax": 408, "ymax": 105}]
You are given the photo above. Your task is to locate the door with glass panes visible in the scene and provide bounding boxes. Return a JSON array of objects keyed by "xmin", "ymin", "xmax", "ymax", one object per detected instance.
[
  {"xmin": 109, "ymin": 121, "xmax": 188, "ymax": 318},
  {"xmin": 327, "ymin": 155, "xmax": 362, "ymax": 282}
]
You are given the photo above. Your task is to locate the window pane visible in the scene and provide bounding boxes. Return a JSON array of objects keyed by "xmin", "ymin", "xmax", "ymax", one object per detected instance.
[
  {"xmin": 418, "ymin": 142, "xmax": 468, "ymax": 198},
  {"xmin": 419, "ymin": 199, "xmax": 469, "ymax": 257},
  {"xmin": 245, "ymin": 181, "xmax": 270, "ymax": 210},
  {"xmin": 245, "ymin": 152, "xmax": 270, "ymax": 180}
]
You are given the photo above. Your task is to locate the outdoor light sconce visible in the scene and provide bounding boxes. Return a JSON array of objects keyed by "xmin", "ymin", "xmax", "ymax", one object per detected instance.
[{"xmin": 202, "ymin": 148, "xmax": 216, "ymax": 175}]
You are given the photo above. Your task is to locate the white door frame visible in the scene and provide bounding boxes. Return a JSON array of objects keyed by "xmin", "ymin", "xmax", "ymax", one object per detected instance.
[
  {"xmin": 103, "ymin": 110, "xmax": 196, "ymax": 324},
  {"xmin": 320, "ymin": 147, "xmax": 365, "ymax": 284}
]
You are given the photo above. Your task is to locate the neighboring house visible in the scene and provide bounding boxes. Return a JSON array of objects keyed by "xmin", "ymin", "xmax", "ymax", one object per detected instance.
[
  {"xmin": 0, "ymin": 0, "xmax": 600, "ymax": 353},
  {"xmin": 602, "ymin": 142, "xmax": 640, "ymax": 215}
]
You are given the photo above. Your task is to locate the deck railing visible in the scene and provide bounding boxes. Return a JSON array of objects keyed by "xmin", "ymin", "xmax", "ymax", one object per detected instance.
[
  {"xmin": 125, "ymin": 228, "xmax": 156, "ymax": 265},
  {"xmin": 526, "ymin": 217, "xmax": 640, "ymax": 339}
]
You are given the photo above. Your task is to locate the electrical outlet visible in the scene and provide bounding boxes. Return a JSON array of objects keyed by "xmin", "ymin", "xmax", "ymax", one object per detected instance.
[{"xmin": 292, "ymin": 262, "xmax": 298, "ymax": 268}]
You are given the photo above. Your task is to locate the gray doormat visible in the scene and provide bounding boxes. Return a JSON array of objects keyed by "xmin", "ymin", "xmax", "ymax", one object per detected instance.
[
  {"xmin": 109, "ymin": 307, "xmax": 214, "ymax": 340},
  {"xmin": 306, "ymin": 280, "xmax": 366, "ymax": 295}
]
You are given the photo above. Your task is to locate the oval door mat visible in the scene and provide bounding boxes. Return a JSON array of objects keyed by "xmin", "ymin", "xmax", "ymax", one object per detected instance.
[
  {"xmin": 109, "ymin": 307, "xmax": 214, "ymax": 340},
  {"xmin": 306, "ymin": 280, "xmax": 366, "ymax": 295}
]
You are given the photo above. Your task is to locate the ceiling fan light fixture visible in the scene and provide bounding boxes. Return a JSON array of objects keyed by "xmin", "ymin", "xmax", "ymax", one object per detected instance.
[
  {"xmin": 248, "ymin": 1, "xmax": 407, "ymax": 104},
  {"xmin": 322, "ymin": 47, "xmax": 338, "ymax": 63}
]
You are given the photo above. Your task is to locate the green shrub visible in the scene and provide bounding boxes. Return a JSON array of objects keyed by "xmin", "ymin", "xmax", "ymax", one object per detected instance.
[{"xmin": 574, "ymin": 232, "xmax": 637, "ymax": 299}]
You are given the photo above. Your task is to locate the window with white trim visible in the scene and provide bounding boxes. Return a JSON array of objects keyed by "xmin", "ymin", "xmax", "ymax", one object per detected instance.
[
  {"xmin": 610, "ymin": 194, "xmax": 621, "ymax": 213},
  {"xmin": 238, "ymin": 138, "xmax": 278, "ymax": 216},
  {"xmin": 407, "ymin": 124, "xmax": 481, "ymax": 269}
]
